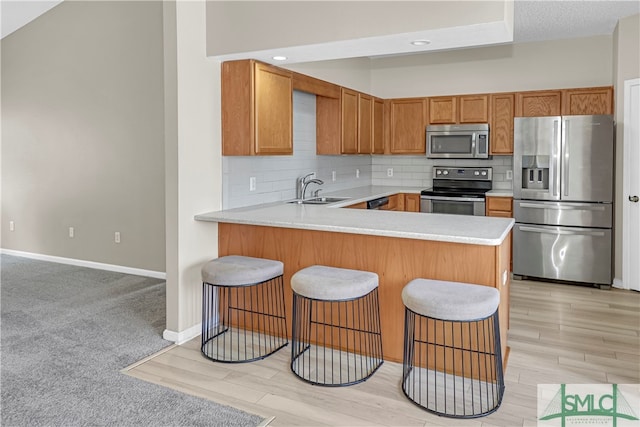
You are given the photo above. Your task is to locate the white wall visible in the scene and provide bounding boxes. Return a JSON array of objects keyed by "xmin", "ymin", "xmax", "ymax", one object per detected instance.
[
  {"xmin": 613, "ymin": 14, "xmax": 640, "ymax": 282},
  {"xmin": 206, "ymin": 1, "xmax": 507, "ymax": 57},
  {"xmin": 1, "ymin": 1, "xmax": 166, "ymax": 272},
  {"xmin": 162, "ymin": 0, "xmax": 219, "ymax": 340},
  {"xmin": 369, "ymin": 36, "xmax": 613, "ymax": 98}
]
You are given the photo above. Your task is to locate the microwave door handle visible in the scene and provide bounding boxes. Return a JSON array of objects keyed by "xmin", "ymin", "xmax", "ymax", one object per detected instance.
[{"xmin": 471, "ymin": 133, "xmax": 477, "ymax": 155}]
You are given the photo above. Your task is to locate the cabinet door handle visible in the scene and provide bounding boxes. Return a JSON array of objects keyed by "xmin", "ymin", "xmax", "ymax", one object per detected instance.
[{"xmin": 630, "ymin": 195, "xmax": 639, "ymax": 203}]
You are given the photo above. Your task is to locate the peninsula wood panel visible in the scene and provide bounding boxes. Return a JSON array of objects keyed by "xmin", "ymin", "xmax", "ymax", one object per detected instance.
[{"xmin": 218, "ymin": 223, "xmax": 510, "ymax": 363}]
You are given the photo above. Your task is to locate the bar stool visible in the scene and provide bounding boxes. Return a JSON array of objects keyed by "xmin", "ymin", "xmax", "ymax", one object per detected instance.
[
  {"xmin": 290, "ymin": 265, "xmax": 383, "ymax": 386},
  {"xmin": 401, "ymin": 278, "xmax": 504, "ymax": 418},
  {"xmin": 200, "ymin": 255, "xmax": 288, "ymax": 363}
]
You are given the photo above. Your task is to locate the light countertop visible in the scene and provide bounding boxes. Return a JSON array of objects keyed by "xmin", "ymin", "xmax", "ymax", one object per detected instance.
[
  {"xmin": 196, "ymin": 186, "xmax": 514, "ymax": 246},
  {"xmin": 486, "ymin": 190, "xmax": 514, "ymax": 197}
]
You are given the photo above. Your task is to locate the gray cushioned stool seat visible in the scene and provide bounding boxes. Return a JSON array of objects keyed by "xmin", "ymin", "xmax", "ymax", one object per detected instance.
[
  {"xmin": 402, "ymin": 278, "xmax": 499, "ymax": 321},
  {"xmin": 200, "ymin": 255, "xmax": 287, "ymax": 363},
  {"xmin": 290, "ymin": 265, "xmax": 383, "ymax": 386},
  {"xmin": 201, "ymin": 255, "xmax": 283, "ymax": 287},
  {"xmin": 401, "ymin": 278, "xmax": 504, "ymax": 418},
  {"xmin": 291, "ymin": 265, "xmax": 378, "ymax": 301}
]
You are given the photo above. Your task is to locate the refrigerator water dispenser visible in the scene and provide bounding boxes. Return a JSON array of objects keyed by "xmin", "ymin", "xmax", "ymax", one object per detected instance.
[{"xmin": 521, "ymin": 155, "xmax": 549, "ymax": 190}]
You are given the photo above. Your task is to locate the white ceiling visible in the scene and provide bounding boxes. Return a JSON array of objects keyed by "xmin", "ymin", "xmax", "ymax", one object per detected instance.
[
  {"xmin": 0, "ymin": 0, "xmax": 62, "ymax": 39},
  {"xmin": 1, "ymin": 0, "xmax": 638, "ymax": 61},
  {"xmin": 514, "ymin": 0, "xmax": 640, "ymax": 42}
]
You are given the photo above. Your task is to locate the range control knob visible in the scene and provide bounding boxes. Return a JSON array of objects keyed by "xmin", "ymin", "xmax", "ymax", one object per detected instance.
[
  {"xmin": 442, "ymin": 170, "xmax": 449, "ymax": 175},
  {"xmin": 436, "ymin": 170, "xmax": 442, "ymax": 175},
  {"xmin": 474, "ymin": 171, "xmax": 480, "ymax": 176},
  {"xmin": 481, "ymin": 171, "xmax": 487, "ymax": 176}
]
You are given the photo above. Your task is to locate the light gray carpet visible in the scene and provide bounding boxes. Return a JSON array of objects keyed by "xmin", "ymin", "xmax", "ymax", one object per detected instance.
[{"xmin": 0, "ymin": 254, "xmax": 264, "ymax": 427}]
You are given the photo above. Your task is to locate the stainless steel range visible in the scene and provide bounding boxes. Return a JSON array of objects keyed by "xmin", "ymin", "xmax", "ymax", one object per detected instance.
[{"xmin": 420, "ymin": 167, "xmax": 492, "ymax": 216}]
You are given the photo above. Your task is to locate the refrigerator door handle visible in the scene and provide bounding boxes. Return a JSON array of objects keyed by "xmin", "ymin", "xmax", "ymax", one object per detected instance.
[
  {"xmin": 519, "ymin": 225, "xmax": 606, "ymax": 237},
  {"xmin": 552, "ymin": 118, "xmax": 561, "ymax": 197},
  {"xmin": 518, "ymin": 202, "xmax": 607, "ymax": 211},
  {"xmin": 563, "ymin": 119, "xmax": 570, "ymax": 197}
]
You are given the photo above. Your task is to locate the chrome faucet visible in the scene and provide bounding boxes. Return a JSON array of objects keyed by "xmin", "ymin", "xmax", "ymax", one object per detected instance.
[{"xmin": 296, "ymin": 173, "xmax": 324, "ymax": 200}]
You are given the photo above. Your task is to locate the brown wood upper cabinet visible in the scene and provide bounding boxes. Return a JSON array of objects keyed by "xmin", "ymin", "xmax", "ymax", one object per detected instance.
[
  {"xmin": 372, "ymin": 97, "xmax": 385, "ymax": 154},
  {"xmin": 490, "ymin": 93, "xmax": 515, "ymax": 155},
  {"xmin": 319, "ymin": 88, "xmax": 379, "ymax": 155},
  {"xmin": 389, "ymin": 98, "xmax": 428, "ymax": 154},
  {"xmin": 341, "ymin": 88, "xmax": 359, "ymax": 154},
  {"xmin": 515, "ymin": 87, "xmax": 613, "ymax": 117},
  {"xmin": 428, "ymin": 95, "xmax": 489, "ymax": 124},
  {"xmin": 515, "ymin": 90, "xmax": 562, "ymax": 117},
  {"xmin": 561, "ymin": 87, "xmax": 613, "ymax": 115},
  {"xmin": 222, "ymin": 60, "xmax": 293, "ymax": 156}
]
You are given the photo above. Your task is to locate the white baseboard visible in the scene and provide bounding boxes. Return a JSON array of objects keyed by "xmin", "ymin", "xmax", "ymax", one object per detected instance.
[
  {"xmin": 612, "ymin": 277, "xmax": 626, "ymax": 290},
  {"xmin": 0, "ymin": 248, "xmax": 166, "ymax": 280},
  {"xmin": 163, "ymin": 323, "xmax": 201, "ymax": 345}
]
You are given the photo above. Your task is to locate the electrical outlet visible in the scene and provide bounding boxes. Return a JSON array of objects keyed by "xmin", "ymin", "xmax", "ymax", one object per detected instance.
[
  {"xmin": 69, "ymin": 227, "xmax": 74, "ymax": 238},
  {"xmin": 114, "ymin": 232, "xmax": 121, "ymax": 244},
  {"xmin": 332, "ymin": 171, "xmax": 336, "ymax": 182},
  {"xmin": 506, "ymin": 170, "xmax": 513, "ymax": 181},
  {"xmin": 249, "ymin": 177, "xmax": 256, "ymax": 191},
  {"xmin": 387, "ymin": 168, "xmax": 393, "ymax": 177},
  {"xmin": 9, "ymin": 221, "xmax": 15, "ymax": 232},
  {"xmin": 356, "ymin": 169, "xmax": 360, "ymax": 178}
]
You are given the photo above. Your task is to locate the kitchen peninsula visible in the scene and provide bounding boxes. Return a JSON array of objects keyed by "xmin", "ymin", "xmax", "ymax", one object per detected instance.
[{"xmin": 196, "ymin": 187, "xmax": 514, "ymax": 364}]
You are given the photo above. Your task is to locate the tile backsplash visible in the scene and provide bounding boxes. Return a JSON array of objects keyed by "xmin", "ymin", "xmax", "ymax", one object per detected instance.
[
  {"xmin": 223, "ymin": 91, "xmax": 372, "ymax": 209},
  {"xmin": 223, "ymin": 91, "xmax": 513, "ymax": 209},
  {"xmin": 371, "ymin": 156, "xmax": 514, "ymax": 190}
]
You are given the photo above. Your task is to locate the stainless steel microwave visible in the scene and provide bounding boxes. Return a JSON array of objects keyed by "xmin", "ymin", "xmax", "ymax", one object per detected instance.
[{"xmin": 426, "ymin": 124, "xmax": 490, "ymax": 159}]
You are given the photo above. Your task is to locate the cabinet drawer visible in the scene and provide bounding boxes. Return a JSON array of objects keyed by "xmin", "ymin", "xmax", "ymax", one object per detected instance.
[{"xmin": 487, "ymin": 197, "xmax": 512, "ymax": 212}]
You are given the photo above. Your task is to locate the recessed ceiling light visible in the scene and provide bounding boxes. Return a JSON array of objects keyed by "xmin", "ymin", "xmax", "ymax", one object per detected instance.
[
  {"xmin": 410, "ymin": 40, "xmax": 431, "ymax": 46},
  {"xmin": 272, "ymin": 56, "xmax": 287, "ymax": 61}
]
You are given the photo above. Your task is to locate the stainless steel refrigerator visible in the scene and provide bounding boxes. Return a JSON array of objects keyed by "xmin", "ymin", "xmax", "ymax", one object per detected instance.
[{"xmin": 513, "ymin": 115, "xmax": 614, "ymax": 286}]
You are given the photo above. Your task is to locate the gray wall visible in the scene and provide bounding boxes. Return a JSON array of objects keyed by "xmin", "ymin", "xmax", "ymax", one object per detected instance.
[{"xmin": 1, "ymin": 1, "xmax": 166, "ymax": 272}]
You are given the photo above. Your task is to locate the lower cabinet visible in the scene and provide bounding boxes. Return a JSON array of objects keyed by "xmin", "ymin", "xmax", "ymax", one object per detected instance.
[
  {"xmin": 486, "ymin": 196, "xmax": 513, "ymax": 217},
  {"xmin": 404, "ymin": 194, "xmax": 420, "ymax": 212},
  {"xmin": 345, "ymin": 201, "xmax": 367, "ymax": 209},
  {"xmin": 345, "ymin": 193, "xmax": 421, "ymax": 212},
  {"xmin": 486, "ymin": 196, "xmax": 513, "ymax": 271}
]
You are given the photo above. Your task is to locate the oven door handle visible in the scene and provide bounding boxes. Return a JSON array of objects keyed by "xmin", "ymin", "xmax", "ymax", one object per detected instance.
[{"xmin": 421, "ymin": 195, "xmax": 484, "ymax": 203}]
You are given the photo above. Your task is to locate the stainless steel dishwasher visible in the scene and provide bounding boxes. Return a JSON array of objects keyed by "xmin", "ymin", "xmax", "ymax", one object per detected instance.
[{"xmin": 366, "ymin": 197, "xmax": 389, "ymax": 210}]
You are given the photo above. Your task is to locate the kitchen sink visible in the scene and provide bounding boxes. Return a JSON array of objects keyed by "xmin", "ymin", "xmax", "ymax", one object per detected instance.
[{"xmin": 287, "ymin": 197, "xmax": 350, "ymax": 205}]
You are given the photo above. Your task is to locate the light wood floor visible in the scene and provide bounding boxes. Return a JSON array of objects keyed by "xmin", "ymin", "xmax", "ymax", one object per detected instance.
[{"xmin": 124, "ymin": 279, "xmax": 640, "ymax": 426}]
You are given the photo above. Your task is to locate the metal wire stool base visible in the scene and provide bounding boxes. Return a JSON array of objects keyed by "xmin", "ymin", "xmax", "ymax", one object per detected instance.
[
  {"xmin": 402, "ymin": 309, "xmax": 504, "ymax": 418},
  {"xmin": 290, "ymin": 289, "xmax": 383, "ymax": 387},
  {"xmin": 201, "ymin": 275, "xmax": 288, "ymax": 363}
]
